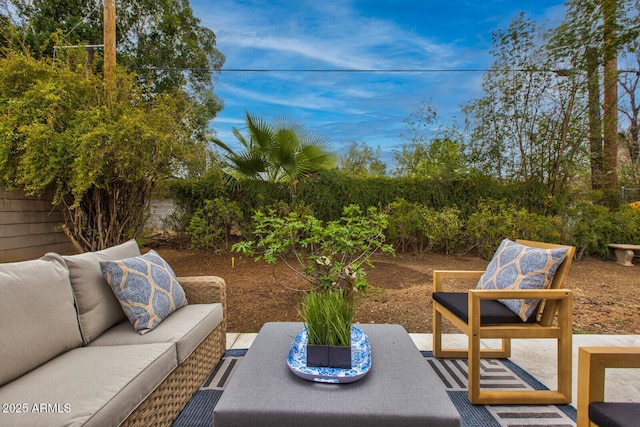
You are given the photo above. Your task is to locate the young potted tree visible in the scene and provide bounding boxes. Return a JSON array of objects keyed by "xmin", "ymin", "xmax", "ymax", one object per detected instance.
[{"xmin": 232, "ymin": 204, "xmax": 394, "ymax": 368}]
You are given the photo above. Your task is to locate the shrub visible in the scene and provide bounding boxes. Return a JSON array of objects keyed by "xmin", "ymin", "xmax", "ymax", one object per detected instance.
[
  {"xmin": 611, "ymin": 206, "xmax": 640, "ymax": 245},
  {"xmin": 419, "ymin": 205, "xmax": 464, "ymax": 255},
  {"xmin": 187, "ymin": 197, "xmax": 244, "ymax": 250},
  {"xmin": 387, "ymin": 199, "xmax": 464, "ymax": 256},
  {"xmin": 387, "ymin": 198, "xmax": 425, "ymax": 255},
  {"xmin": 465, "ymin": 199, "xmax": 562, "ymax": 258},
  {"xmin": 563, "ymin": 201, "xmax": 616, "ymax": 259}
]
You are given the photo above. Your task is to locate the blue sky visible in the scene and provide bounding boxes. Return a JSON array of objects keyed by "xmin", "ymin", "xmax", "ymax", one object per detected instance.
[{"xmin": 190, "ymin": 0, "xmax": 568, "ymax": 167}]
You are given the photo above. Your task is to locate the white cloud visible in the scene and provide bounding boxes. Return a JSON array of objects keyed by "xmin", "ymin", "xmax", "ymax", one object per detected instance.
[
  {"xmin": 219, "ymin": 81, "xmax": 341, "ymax": 111},
  {"xmin": 198, "ymin": 0, "xmax": 461, "ymax": 72},
  {"xmin": 212, "ymin": 116, "xmax": 245, "ymax": 126},
  {"xmin": 194, "ymin": 0, "xmax": 568, "ymax": 162}
]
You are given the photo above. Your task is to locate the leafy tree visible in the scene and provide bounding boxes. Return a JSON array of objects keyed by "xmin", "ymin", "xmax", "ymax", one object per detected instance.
[
  {"xmin": 393, "ymin": 138, "xmax": 467, "ymax": 180},
  {"xmin": 550, "ymin": 0, "xmax": 640, "ymax": 192},
  {"xmin": 394, "ymin": 99, "xmax": 468, "ymax": 179},
  {"xmin": 463, "ymin": 14, "xmax": 589, "ymax": 197},
  {"xmin": 232, "ymin": 204, "xmax": 394, "ymax": 292},
  {"xmin": 213, "ymin": 111, "xmax": 336, "ymax": 188},
  {"xmin": 0, "ymin": 0, "xmax": 224, "ymax": 143},
  {"xmin": 619, "ymin": 46, "xmax": 640, "ymax": 188},
  {"xmin": 620, "ymin": 47, "xmax": 640, "ymax": 167},
  {"xmin": 400, "ymin": 98, "xmax": 438, "ymax": 145},
  {"xmin": 0, "ymin": 51, "xmax": 207, "ymax": 251},
  {"xmin": 338, "ymin": 141, "xmax": 386, "ymax": 177}
]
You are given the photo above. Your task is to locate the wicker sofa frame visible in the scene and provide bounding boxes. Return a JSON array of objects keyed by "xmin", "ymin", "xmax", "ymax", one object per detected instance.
[{"xmin": 122, "ymin": 276, "xmax": 227, "ymax": 427}]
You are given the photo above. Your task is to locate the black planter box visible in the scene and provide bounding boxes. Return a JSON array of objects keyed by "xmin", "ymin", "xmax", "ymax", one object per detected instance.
[
  {"xmin": 306, "ymin": 344, "xmax": 352, "ymax": 369},
  {"xmin": 328, "ymin": 345, "xmax": 352, "ymax": 369},
  {"xmin": 306, "ymin": 344, "xmax": 329, "ymax": 367}
]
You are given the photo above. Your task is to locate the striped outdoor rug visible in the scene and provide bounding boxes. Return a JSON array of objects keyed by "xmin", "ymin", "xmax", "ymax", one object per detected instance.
[{"xmin": 173, "ymin": 349, "xmax": 576, "ymax": 427}]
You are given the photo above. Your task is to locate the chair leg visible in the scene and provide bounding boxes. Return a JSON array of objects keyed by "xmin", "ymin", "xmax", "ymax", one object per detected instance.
[
  {"xmin": 557, "ymin": 321, "xmax": 573, "ymax": 403},
  {"xmin": 557, "ymin": 292, "xmax": 573, "ymax": 404},
  {"xmin": 433, "ymin": 305, "xmax": 443, "ymax": 357},
  {"xmin": 499, "ymin": 338, "xmax": 511, "ymax": 358},
  {"xmin": 468, "ymin": 329, "xmax": 482, "ymax": 403},
  {"xmin": 469, "ymin": 336, "xmax": 572, "ymax": 405}
]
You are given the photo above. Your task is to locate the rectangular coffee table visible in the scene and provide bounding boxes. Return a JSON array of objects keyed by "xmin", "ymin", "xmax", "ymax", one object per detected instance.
[{"xmin": 213, "ymin": 322, "xmax": 460, "ymax": 427}]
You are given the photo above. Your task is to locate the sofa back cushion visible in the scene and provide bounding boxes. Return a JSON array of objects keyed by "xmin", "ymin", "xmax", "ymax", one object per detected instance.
[
  {"xmin": 0, "ymin": 254, "xmax": 82, "ymax": 387},
  {"xmin": 62, "ymin": 240, "xmax": 141, "ymax": 344}
]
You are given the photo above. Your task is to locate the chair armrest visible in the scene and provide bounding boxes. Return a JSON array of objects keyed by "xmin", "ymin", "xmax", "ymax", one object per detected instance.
[
  {"xmin": 468, "ymin": 289, "xmax": 573, "ymax": 330},
  {"xmin": 577, "ymin": 347, "xmax": 640, "ymax": 427},
  {"xmin": 178, "ymin": 276, "xmax": 227, "ymax": 312},
  {"xmin": 433, "ymin": 270, "xmax": 485, "ymax": 292},
  {"xmin": 469, "ymin": 288, "xmax": 572, "ymax": 301}
]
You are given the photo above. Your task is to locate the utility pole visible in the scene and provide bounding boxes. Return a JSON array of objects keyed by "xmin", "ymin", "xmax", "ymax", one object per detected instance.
[{"xmin": 103, "ymin": 0, "xmax": 116, "ymax": 98}]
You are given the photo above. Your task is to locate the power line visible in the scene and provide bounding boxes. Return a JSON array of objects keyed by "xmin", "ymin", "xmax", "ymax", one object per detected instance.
[
  {"xmin": 139, "ymin": 67, "xmax": 532, "ymax": 73},
  {"xmin": 219, "ymin": 68, "xmax": 492, "ymax": 73},
  {"xmin": 134, "ymin": 67, "xmax": 639, "ymax": 74},
  {"xmin": 60, "ymin": 2, "xmax": 102, "ymax": 42}
]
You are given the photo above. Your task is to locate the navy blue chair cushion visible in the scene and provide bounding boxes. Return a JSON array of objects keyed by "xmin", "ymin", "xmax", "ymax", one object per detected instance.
[
  {"xmin": 589, "ymin": 402, "xmax": 640, "ymax": 427},
  {"xmin": 433, "ymin": 292, "xmax": 536, "ymax": 325}
]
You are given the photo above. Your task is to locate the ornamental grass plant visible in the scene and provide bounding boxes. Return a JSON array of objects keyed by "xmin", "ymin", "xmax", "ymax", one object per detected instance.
[{"xmin": 298, "ymin": 289, "xmax": 354, "ymax": 347}]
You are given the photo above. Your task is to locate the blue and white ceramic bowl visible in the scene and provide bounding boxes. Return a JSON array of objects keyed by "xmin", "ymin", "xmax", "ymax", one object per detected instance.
[{"xmin": 287, "ymin": 326, "xmax": 372, "ymax": 383}]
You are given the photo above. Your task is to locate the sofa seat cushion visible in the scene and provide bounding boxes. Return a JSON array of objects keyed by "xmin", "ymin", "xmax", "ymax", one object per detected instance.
[
  {"xmin": 89, "ymin": 303, "xmax": 223, "ymax": 363},
  {"xmin": 62, "ymin": 239, "xmax": 141, "ymax": 344},
  {"xmin": 0, "ymin": 343, "xmax": 176, "ymax": 427},
  {"xmin": 0, "ymin": 254, "xmax": 82, "ymax": 387}
]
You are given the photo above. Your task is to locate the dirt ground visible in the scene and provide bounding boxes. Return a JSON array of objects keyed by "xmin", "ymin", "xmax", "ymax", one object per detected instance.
[{"xmin": 152, "ymin": 246, "xmax": 640, "ymax": 335}]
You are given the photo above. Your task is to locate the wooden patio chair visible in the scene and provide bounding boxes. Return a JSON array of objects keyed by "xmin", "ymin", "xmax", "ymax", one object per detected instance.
[
  {"xmin": 432, "ymin": 239, "xmax": 576, "ymax": 404},
  {"xmin": 577, "ymin": 346, "xmax": 640, "ymax": 427}
]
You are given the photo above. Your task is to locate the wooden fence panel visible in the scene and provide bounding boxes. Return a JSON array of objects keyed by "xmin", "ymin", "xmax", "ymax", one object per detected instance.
[{"xmin": 0, "ymin": 188, "xmax": 75, "ymax": 262}]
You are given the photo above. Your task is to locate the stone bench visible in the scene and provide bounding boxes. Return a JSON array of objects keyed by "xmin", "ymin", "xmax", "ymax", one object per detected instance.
[{"xmin": 608, "ymin": 244, "xmax": 640, "ymax": 266}]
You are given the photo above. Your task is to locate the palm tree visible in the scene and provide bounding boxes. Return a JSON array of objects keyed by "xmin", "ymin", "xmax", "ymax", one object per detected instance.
[{"xmin": 213, "ymin": 111, "xmax": 335, "ymax": 186}]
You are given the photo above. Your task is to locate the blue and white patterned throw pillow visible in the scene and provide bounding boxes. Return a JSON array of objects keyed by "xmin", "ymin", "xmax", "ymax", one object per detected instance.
[
  {"xmin": 476, "ymin": 239, "xmax": 569, "ymax": 321},
  {"xmin": 100, "ymin": 250, "xmax": 188, "ymax": 334}
]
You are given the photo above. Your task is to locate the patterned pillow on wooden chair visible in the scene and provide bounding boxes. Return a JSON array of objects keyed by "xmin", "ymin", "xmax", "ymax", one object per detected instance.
[{"xmin": 476, "ymin": 239, "xmax": 569, "ymax": 321}]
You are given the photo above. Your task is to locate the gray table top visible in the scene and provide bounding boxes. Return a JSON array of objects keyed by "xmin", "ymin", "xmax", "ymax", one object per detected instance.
[{"xmin": 213, "ymin": 322, "xmax": 460, "ymax": 427}]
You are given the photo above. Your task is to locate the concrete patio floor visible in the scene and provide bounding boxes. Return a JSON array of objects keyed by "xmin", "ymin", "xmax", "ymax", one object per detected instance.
[{"xmin": 226, "ymin": 331, "xmax": 640, "ymax": 408}]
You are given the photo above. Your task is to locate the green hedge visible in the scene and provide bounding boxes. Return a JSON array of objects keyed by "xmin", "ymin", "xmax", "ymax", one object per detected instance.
[
  {"xmin": 295, "ymin": 170, "xmax": 553, "ymax": 220},
  {"xmin": 167, "ymin": 169, "xmax": 553, "ymax": 222},
  {"xmin": 165, "ymin": 169, "xmax": 640, "ymax": 259}
]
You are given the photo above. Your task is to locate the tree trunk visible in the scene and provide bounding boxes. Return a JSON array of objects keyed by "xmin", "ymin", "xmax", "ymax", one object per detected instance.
[
  {"xmin": 586, "ymin": 47, "xmax": 603, "ymax": 189},
  {"xmin": 602, "ymin": 0, "xmax": 619, "ymax": 191}
]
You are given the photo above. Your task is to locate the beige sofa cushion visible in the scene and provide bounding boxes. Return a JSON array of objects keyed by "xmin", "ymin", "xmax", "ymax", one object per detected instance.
[
  {"xmin": 62, "ymin": 239, "xmax": 141, "ymax": 343},
  {"xmin": 89, "ymin": 303, "xmax": 223, "ymax": 363},
  {"xmin": 0, "ymin": 254, "xmax": 82, "ymax": 387},
  {"xmin": 0, "ymin": 343, "xmax": 176, "ymax": 427}
]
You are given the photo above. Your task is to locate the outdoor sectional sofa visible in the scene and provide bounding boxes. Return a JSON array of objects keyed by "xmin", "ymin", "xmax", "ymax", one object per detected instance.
[{"xmin": 0, "ymin": 240, "xmax": 226, "ymax": 426}]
